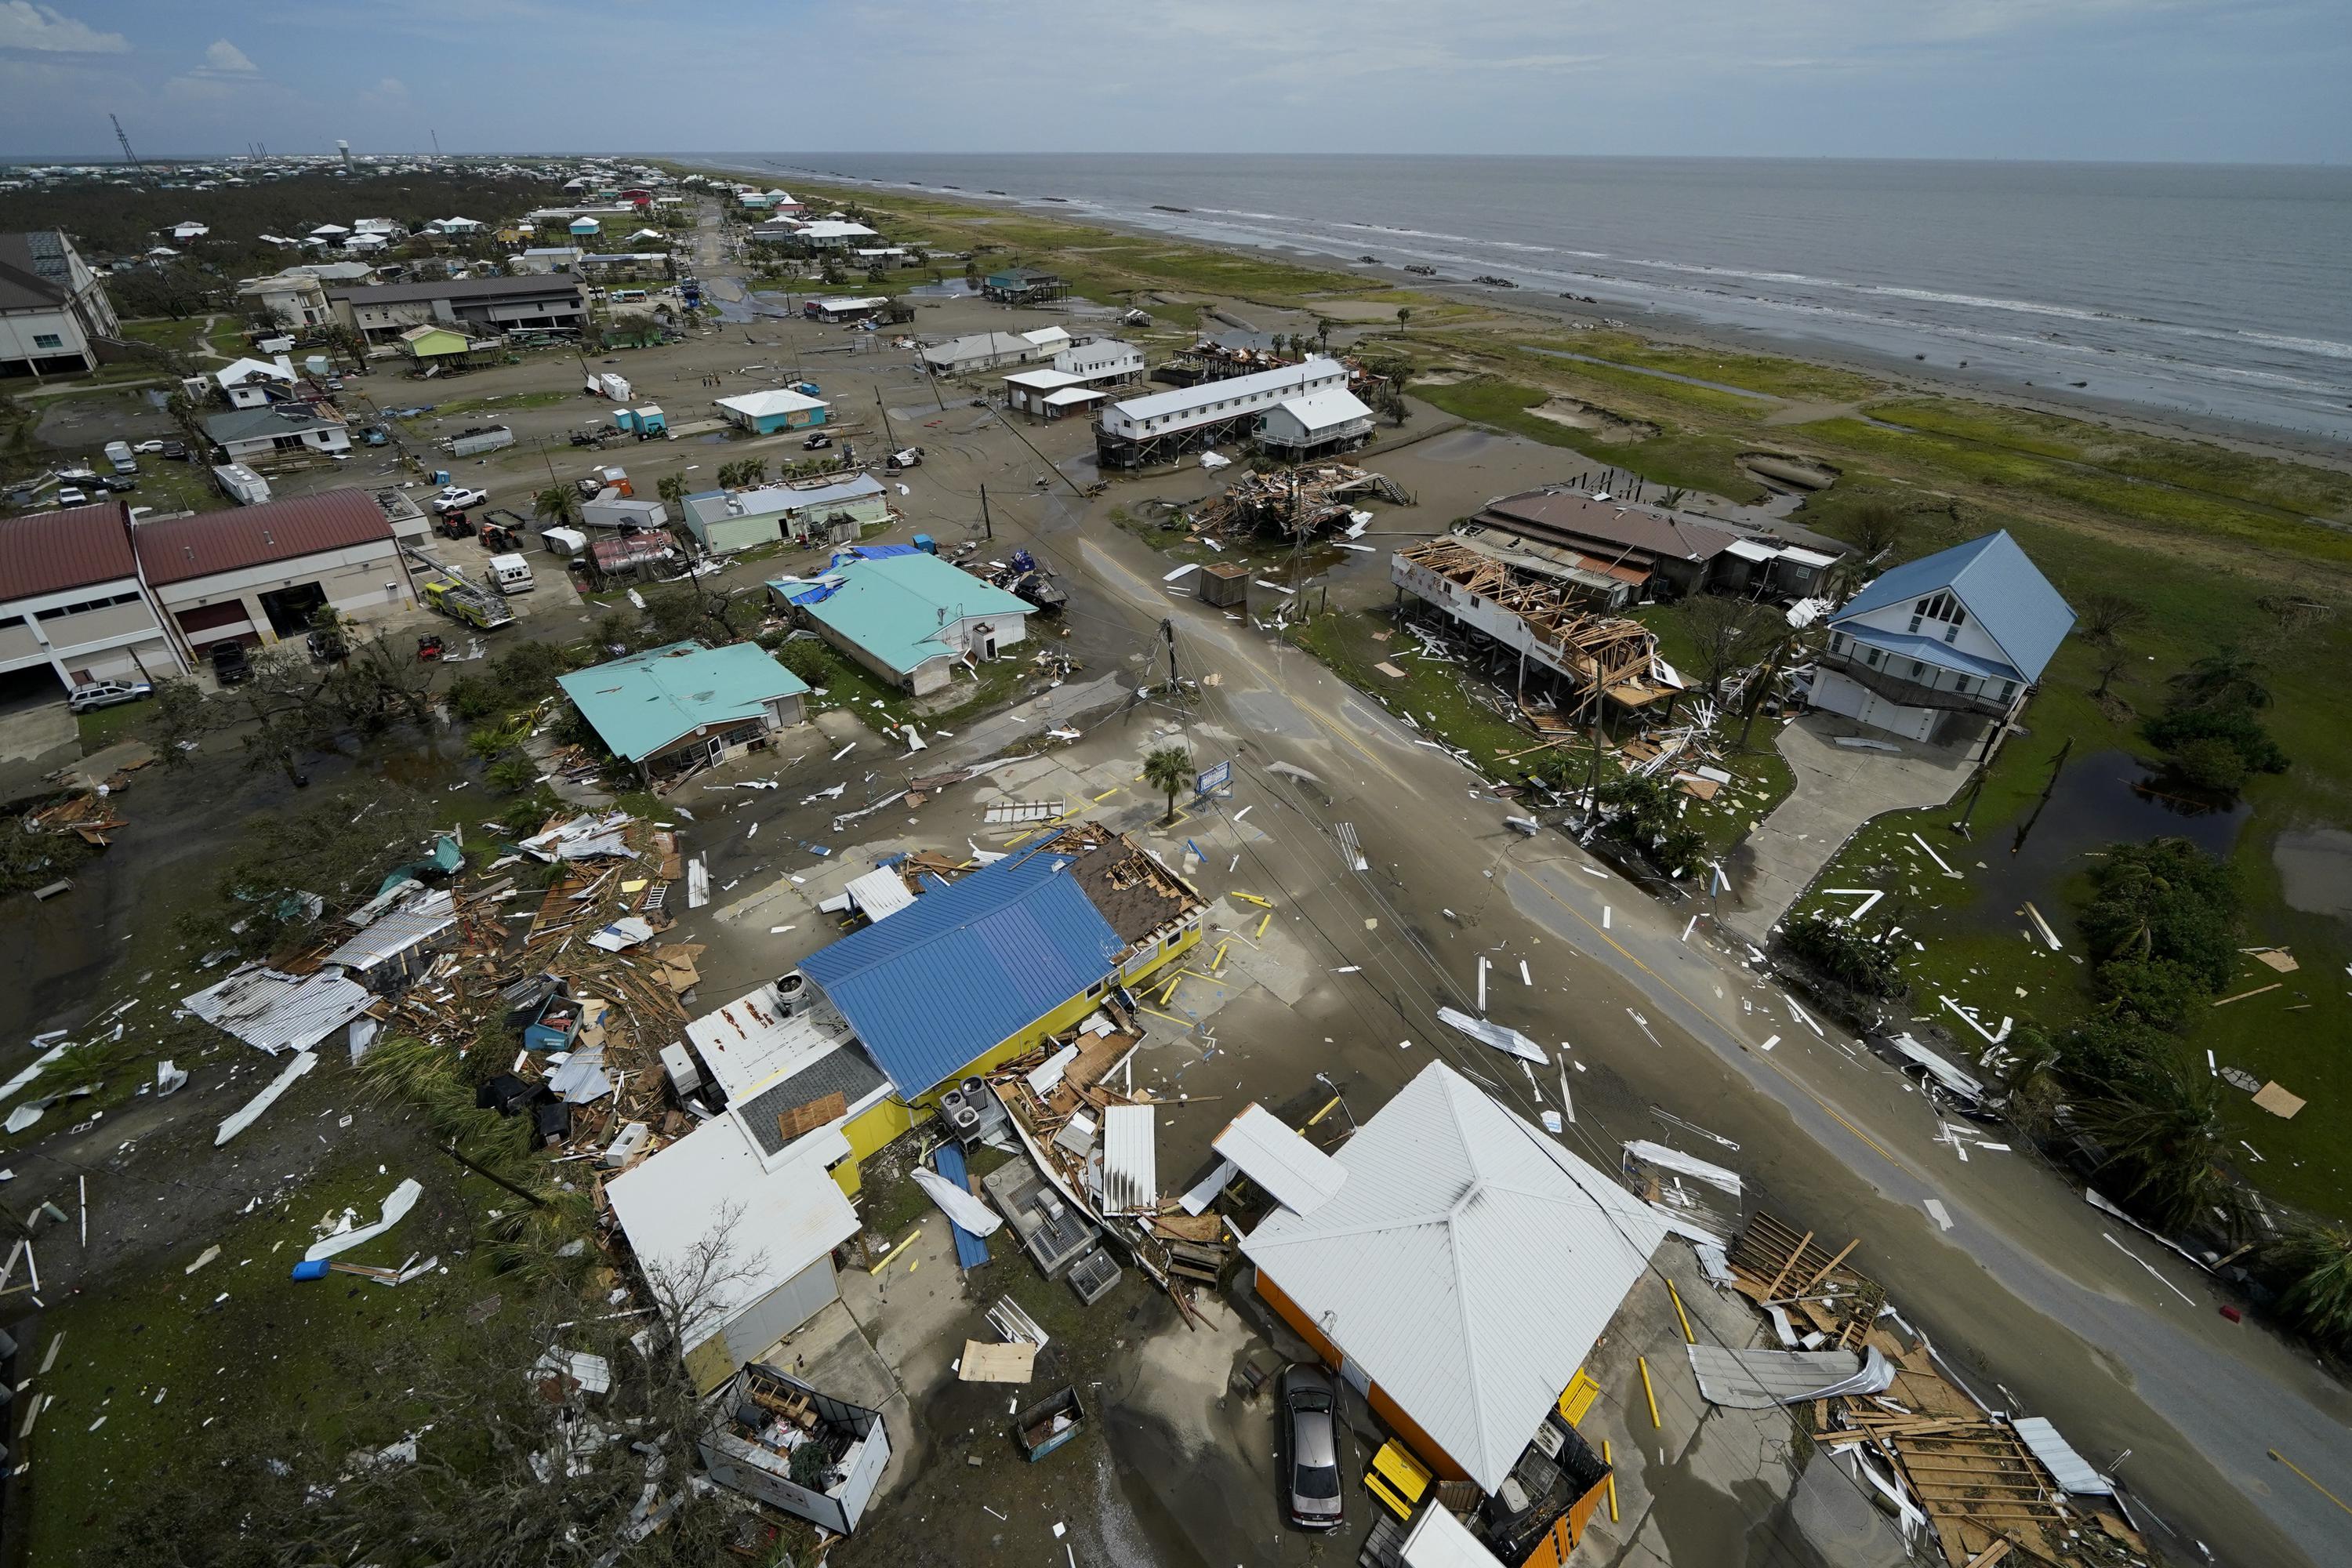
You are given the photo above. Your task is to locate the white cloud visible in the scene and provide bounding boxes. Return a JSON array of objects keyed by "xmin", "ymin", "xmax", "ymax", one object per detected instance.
[
  {"xmin": 0, "ymin": 1, "xmax": 125, "ymax": 53},
  {"xmin": 204, "ymin": 38, "xmax": 258, "ymax": 73}
]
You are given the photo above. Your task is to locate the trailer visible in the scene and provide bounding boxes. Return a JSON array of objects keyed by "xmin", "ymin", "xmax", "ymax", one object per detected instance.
[
  {"xmin": 212, "ymin": 463, "xmax": 272, "ymax": 506},
  {"xmin": 444, "ymin": 425, "xmax": 515, "ymax": 458}
]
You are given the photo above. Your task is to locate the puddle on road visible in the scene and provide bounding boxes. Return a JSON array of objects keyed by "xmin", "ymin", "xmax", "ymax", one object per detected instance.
[
  {"xmin": 1954, "ymin": 748, "xmax": 2247, "ymax": 939},
  {"xmin": 2274, "ymin": 826, "xmax": 2352, "ymax": 922}
]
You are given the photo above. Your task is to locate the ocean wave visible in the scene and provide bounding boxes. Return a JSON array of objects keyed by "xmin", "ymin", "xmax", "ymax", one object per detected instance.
[{"xmin": 2235, "ymin": 328, "xmax": 2352, "ymax": 361}]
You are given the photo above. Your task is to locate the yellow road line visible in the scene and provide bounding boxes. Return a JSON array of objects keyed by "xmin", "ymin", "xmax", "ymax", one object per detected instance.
[
  {"xmin": 1139, "ymin": 1005, "xmax": 1189, "ymax": 1025},
  {"xmin": 1515, "ymin": 866, "xmax": 1897, "ymax": 1166},
  {"xmin": 2270, "ymin": 1450, "xmax": 2352, "ymax": 1516}
]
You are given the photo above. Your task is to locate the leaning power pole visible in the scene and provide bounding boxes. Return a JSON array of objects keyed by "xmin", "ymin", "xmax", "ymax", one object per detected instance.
[{"xmin": 109, "ymin": 113, "xmax": 147, "ymax": 180}]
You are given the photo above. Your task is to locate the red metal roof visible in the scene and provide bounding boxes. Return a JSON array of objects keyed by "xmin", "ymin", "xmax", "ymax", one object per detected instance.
[
  {"xmin": 0, "ymin": 500, "xmax": 136, "ymax": 604},
  {"xmin": 135, "ymin": 488, "xmax": 394, "ymax": 587}
]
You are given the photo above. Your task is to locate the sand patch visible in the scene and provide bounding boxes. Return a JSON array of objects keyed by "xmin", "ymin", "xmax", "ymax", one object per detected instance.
[
  {"xmin": 1760, "ymin": 399, "xmax": 1868, "ymax": 427},
  {"xmin": 1526, "ymin": 396, "xmax": 1659, "ymax": 445},
  {"xmin": 1409, "ymin": 366, "xmax": 1481, "ymax": 387},
  {"xmin": 1308, "ymin": 298, "xmax": 1411, "ymax": 322},
  {"xmin": 1740, "ymin": 452, "xmax": 1841, "ymax": 490}
]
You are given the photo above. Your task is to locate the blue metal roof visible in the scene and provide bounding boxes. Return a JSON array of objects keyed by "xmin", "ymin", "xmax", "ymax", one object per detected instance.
[
  {"xmin": 1831, "ymin": 531, "xmax": 2074, "ymax": 684},
  {"xmin": 799, "ymin": 838, "xmax": 1125, "ymax": 1098},
  {"xmin": 1838, "ymin": 625, "xmax": 2021, "ymax": 683}
]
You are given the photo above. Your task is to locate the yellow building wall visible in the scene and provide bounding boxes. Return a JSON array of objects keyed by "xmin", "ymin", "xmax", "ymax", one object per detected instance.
[{"xmin": 831, "ymin": 1096, "xmax": 916, "ymax": 1196}]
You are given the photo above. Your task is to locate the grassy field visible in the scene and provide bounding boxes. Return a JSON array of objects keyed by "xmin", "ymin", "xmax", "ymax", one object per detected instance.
[
  {"xmin": 19, "ymin": 1148, "xmax": 514, "ymax": 1563},
  {"xmin": 1411, "ymin": 373, "xmax": 1770, "ymax": 502}
]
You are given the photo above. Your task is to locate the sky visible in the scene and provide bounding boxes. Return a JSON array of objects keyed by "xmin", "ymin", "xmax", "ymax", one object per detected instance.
[{"xmin": 0, "ymin": 0, "xmax": 2344, "ymax": 164}]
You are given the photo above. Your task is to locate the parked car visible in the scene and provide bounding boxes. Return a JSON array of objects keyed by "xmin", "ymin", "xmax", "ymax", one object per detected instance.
[
  {"xmin": 433, "ymin": 486, "xmax": 487, "ymax": 514},
  {"xmin": 802, "ymin": 432, "xmax": 833, "ymax": 449},
  {"xmin": 210, "ymin": 641, "xmax": 252, "ymax": 686},
  {"xmin": 66, "ymin": 678, "xmax": 153, "ymax": 713},
  {"xmin": 1279, "ymin": 1365, "xmax": 1344, "ymax": 1530},
  {"xmin": 132, "ymin": 439, "xmax": 167, "ymax": 454},
  {"xmin": 161, "ymin": 439, "xmax": 189, "ymax": 460},
  {"xmin": 96, "ymin": 474, "xmax": 138, "ymax": 493},
  {"xmin": 56, "ymin": 487, "xmax": 89, "ymax": 506}
]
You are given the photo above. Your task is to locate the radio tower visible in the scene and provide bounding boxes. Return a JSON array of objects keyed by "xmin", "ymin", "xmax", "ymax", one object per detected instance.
[{"xmin": 110, "ymin": 112, "xmax": 147, "ymax": 179}]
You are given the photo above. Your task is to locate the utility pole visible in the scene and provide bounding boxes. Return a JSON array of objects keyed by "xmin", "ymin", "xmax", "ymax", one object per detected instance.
[
  {"xmin": 1160, "ymin": 617, "xmax": 1181, "ymax": 692},
  {"xmin": 876, "ymin": 387, "xmax": 897, "ymax": 454},
  {"xmin": 110, "ymin": 113, "xmax": 147, "ymax": 181},
  {"xmin": 978, "ymin": 482, "xmax": 993, "ymax": 541},
  {"xmin": 2010, "ymin": 737, "xmax": 2074, "ymax": 857}
]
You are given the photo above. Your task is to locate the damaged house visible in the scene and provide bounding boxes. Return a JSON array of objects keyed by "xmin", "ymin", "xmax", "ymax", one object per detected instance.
[{"xmin": 1458, "ymin": 488, "xmax": 1840, "ymax": 607}]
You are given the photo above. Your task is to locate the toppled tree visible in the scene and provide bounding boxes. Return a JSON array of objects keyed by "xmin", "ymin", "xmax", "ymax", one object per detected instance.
[
  {"xmin": 1777, "ymin": 910, "xmax": 1906, "ymax": 998},
  {"xmin": 1594, "ymin": 773, "xmax": 1704, "ymax": 877},
  {"xmin": 2143, "ymin": 647, "xmax": 2287, "ymax": 797},
  {"xmin": 174, "ymin": 785, "xmax": 442, "ymax": 960},
  {"xmin": 2074, "ymin": 837, "xmax": 2239, "ymax": 1027}
]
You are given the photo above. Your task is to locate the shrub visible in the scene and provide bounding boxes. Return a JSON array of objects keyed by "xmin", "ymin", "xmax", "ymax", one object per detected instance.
[
  {"xmin": 2093, "ymin": 955, "xmax": 2209, "ymax": 1030},
  {"xmin": 775, "ymin": 637, "xmax": 833, "ymax": 686},
  {"xmin": 487, "ymin": 753, "xmax": 539, "ymax": 793},
  {"xmin": 2157, "ymin": 735, "xmax": 2250, "ymax": 795},
  {"xmin": 2053, "ymin": 1015, "xmax": 2174, "ymax": 1098},
  {"xmin": 443, "ymin": 672, "xmax": 505, "ymax": 722},
  {"xmin": 2143, "ymin": 704, "xmax": 2288, "ymax": 785},
  {"xmin": 1596, "ymin": 775, "xmax": 1704, "ymax": 876},
  {"xmin": 2075, "ymin": 1062, "xmax": 2245, "ymax": 1236},
  {"xmin": 1779, "ymin": 912, "xmax": 1906, "ymax": 997},
  {"xmin": 2267, "ymin": 1224, "xmax": 2352, "ymax": 1351},
  {"xmin": 2075, "ymin": 837, "xmax": 2238, "ymax": 1004}
]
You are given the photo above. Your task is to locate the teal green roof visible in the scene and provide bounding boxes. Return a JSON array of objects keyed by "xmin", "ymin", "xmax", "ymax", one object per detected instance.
[
  {"xmin": 555, "ymin": 641, "xmax": 808, "ymax": 762},
  {"xmin": 787, "ymin": 553, "xmax": 1033, "ymax": 677}
]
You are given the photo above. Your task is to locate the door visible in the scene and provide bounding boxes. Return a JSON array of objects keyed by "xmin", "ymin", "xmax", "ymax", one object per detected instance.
[{"xmin": 706, "ymin": 735, "xmax": 727, "ymax": 766}]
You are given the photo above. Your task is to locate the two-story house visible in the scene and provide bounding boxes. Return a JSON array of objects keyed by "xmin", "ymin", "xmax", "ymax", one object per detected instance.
[
  {"xmin": 1813, "ymin": 531, "xmax": 2074, "ymax": 743},
  {"xmin": 0, "ymin": 230, "xmax": 122, "ymax": 377}
]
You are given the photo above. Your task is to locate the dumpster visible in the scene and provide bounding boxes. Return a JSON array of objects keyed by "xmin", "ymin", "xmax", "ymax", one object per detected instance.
[{"xmin": 1013, "ymin": 1386, "xmax": 1085, "ymax": 1462}]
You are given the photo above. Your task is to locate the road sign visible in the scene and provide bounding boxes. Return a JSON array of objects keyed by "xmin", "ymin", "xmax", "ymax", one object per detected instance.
[{"xmin": 1195, "ymin": 760, "xmax": 1231, "ymax": 797}]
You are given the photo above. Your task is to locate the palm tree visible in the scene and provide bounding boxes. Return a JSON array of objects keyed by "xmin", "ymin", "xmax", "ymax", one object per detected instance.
[
  {"xmin": 532, "ymin": 485, "xmax": 579, "ymax": 528},
  {"xmin": 2077, "ymin": 1064, "xmax": 2245, "ymax": 1235},
  {"xmin": 1657, "ymin": 486, "xmax": 1690, "ymax": 510},
  {"xmin": 2268, "ymin": 1223, "xmax": 2352, "ymax": 1348},
  {"xmin": 1142, "ymin": 744, "xmax": 1194, "ymax": 824},
  {"xmin": 2169, "ymin": 647, "xmax": 2270, "ymax": 712}
]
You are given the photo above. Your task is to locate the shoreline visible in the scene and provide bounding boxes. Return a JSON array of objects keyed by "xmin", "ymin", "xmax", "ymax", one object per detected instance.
[{"xmin": 714, "ymin": 159, "xmax": 2352, "ymax": 476}]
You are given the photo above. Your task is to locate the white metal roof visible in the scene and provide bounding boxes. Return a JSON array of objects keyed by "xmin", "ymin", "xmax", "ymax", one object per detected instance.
[
  {"xmin": 1003, "ymin": 368, "xmax": 1083, "ymax": 390},
  {"xmin": 2013, "ymin": 1417, "xmax": 2112, "ymax": 1495},
  {"xmin": 1724, "ymin": 537, "xmax": 1779, "ymax": 563},
  {"xmin": 1239, "ymin": 1061, "xmax": 1667, "ymax": 1492},
  {"xmin": 1212, "ymin": 1102, "xmax": 1347, "ymax": 1216},
  {"xmin": 604, "ymin": 1114, "xmax": 858, "ymax": 1353},
  {"xmin": 1022, "ymin": 326, "xmax": 1071, "ymax": 348},
  {"xmin": 685, "ymin": 982, "xmax": 858, "ymax": 1103},
  {"xmin": 321, "ymin": 888, "xmax": 456, "ymax": 972},
  {"xmin": 1779, "ymin": 546, "xmax": 1838, "ymax": 568},
  {"xmin": 844, "ymin": 866, "xmax": 916, "ymax": 921},
  {"xmin": 1107, "ymin": 358, "xmax": 1346, "ymax": 425},
  {"xmin": 1272, "ymin": 386, "xmax": 1374, "ymax": 432},
  {"xmin": 1400, "ymin": 1501, "xmax": 1508, "ymax": 1568},
  {"xmin": 1041, "ymin": 387, "xmax": 1107, "ymax": 408},
  {"xmin": 183, "ymin": 964, "xmax": 375, "ymax": 1056},
  {"xmin": 1098, "ymin": 1103, "xmax": 1158, "ymax": 1215}
]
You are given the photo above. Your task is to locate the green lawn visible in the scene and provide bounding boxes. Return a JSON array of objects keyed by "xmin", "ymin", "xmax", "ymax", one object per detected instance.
[
  {"xmin": 115, "ymin": 317, "xmax": 212, "ymax": 357},
  {"xmin": 19, "ymin": 1151, "xmax": 514, "ymax": 1563}
]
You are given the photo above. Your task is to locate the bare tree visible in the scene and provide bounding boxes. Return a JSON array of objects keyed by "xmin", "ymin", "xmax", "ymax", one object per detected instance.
[
  {"xmin": 1847, "ymin": 500, "xmax": 1907, "ymax": 564},
  {"xmin": 1674, "ymin": 593, "xmax": 1777, "ymax": 702},
  {"xmin": 2077, "ymin": 590, "xmax": 2147, "ymax": 647}
]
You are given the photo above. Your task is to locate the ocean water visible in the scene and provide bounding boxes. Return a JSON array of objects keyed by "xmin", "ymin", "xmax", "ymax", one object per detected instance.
[{"xmin": 691, "ymin": 153, "xmax": 2352, "ymax": 445}]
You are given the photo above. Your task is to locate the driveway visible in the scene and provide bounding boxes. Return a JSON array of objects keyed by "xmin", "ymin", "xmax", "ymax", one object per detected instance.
[
  {"xmin": 1720, "ymin": 711, "xmax": 1977, "ymax": 942},
  {"xmin": 0, "ymin": 697, "xmax": 79, "ymax": 800}
]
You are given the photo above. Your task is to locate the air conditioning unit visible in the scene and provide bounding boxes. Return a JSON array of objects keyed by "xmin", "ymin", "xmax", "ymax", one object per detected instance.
[{"xmin": 772, "ymin": 971, "xmax": 809, "ymax": 1018}]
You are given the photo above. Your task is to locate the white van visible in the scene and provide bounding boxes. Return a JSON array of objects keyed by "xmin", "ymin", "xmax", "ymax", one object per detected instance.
[
  {"xmin": 104, "ymin": 441, "xmax": 137, "ymax": 474},
  {"xmin": 488, "ymin": 553, "xmax": 535, "ymax": 595}
]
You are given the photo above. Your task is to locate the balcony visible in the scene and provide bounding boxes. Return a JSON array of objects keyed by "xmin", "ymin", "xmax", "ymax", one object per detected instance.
[{"xmin": 1819, "ymin": 649, "xmax": 2013, "ymax": 717}]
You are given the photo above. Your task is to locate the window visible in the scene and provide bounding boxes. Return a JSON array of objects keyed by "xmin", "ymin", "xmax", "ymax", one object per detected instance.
[
  {"xmin": 1907, "ymin": 590, "xmax": 1966, "ymax": 639},
  {"xmin": 1997, "ymin": 680, "xmax": 2016, "ymax": 702},
  {"xmin": 34, "ymin": 333, "xmax": 63, "ymax": 350},
  {"xmin": 1909, "ymin": 659, "xmax": 1927, "ymax": 680},
  {"xmin": 38, "ymin": 590, "xmax": 142, "ymax": 620},
  {"xmin": 1829, "ymin": 631, "xmax": 1845, "ymax": 655},
  {"xmin": 1864, "ymin": 646, "xmax": 1883, "ymax": 668}
]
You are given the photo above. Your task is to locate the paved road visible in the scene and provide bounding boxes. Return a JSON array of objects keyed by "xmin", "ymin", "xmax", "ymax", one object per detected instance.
[{"xmin": 1056, "ymin": 517, "xmax": 2349, "ymax": 1568}]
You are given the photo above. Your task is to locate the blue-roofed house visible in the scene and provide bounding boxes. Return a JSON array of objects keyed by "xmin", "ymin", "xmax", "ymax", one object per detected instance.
[
  {"xmin": 556, "ymin": 640, "xmax": 809, "ymax": 782},
  {"xmin": 1813, "ymin": 531, "xmax": 2074, "ymax": 743},
  {"xmin": 793, "ymin": 826, "xmax": 1204, "ymax": 1109},
  {"xmin": 771, "ymin": 548, "xmax": 1033, "ymax": 697}
]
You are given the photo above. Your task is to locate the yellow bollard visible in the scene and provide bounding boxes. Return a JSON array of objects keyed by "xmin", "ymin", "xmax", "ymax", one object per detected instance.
[
  {"xmin": 1668, "ymin": 1282, "xmax": 1695, "ymax": 1345},
  {"xmin": 1602, "ymin": 1440, "xmax": 1619, "ymax": 1523},
  {"xmin": 1639, "ymin": 1356, "xmax": 1661, "ymax": 1428},
  {"xmin": 1255, "ymin": 911, "xmax": 1272, "ymax": 939}
]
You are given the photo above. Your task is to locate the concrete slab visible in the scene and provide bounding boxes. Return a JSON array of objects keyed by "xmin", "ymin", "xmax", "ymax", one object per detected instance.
[
  {"xmin": 754, "ymin": 1298, "xmax": 921, "ymax": 1505},
  {"xmin": 1723, "ymin": 711, "xmax": 1976, "ymax": 943},
  {"xmin": 0, "ymin": 699, "xmax": 79, "ymax": 800}
]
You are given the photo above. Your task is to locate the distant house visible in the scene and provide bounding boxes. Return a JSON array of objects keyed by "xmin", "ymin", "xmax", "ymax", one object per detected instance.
[
  {"xmin": 569, "ymin": 217, "xmax": 601, "ymax": 238},
  {"xmin": 428, "ymin": 216, "xmax": 486, "ymax": 234},
  {"xmin": 1813, "ymin": 531, "xmax": 2074, "ymax": 743},
  {"xmin": 681, "ymin": 474, "xmax": 891, "ymax": 554},
  {"xmin": 327, "ymin": 274, "xmax": 587, "ymax": 342},
  {"xmin": 713, "ymin": 388, "xmax": 830, "ymax": 436},
  {"xmin": 791, "ymin": 219, "xmax": 878, "ymax": 250},
  {"xmin": 771, "ymin": 546, "xmax": 1033, "ymax": 697},
  {"xmin": 0, "ymin": 230, "xmax": 123, "ymax": 376},
  {"xmin": 510, "ymin": 247, "xmax": 584, "ymax": 275},
  {"xmin": 922, "ymin": 331, "xmax": 1052, "ymax": 377},
  {"xmin": 802, "ymin": 296, "xmax": 891, "ymax": 324},
  {"xmin": 1097, "ymin": 357, "xmax": 1348, "ymax": 469},
  {"xmin": 203, "ymin": 404, "xmax": 351, "ymax": 463},
  {"xmin": 1004, "ymin": 337, "xmax": 1146, "ymax": 418},
  {"xmin": 235, "ymin": 270, "xmax": 332, "ymax": 330},
  {"xmin": 397, "ymin": 324, "xmax": 470, "ymax": 363},
  {"xmin": 169, "ymin": 220, "xmax": 210, "ymax": 241},
  {"xmin": 1255, "ymin": 385, "xmax": 1376, "ymax": 459},
  {"xmin": 1054, "ymin": 337, "xmax": 1144, "ymax": 384},
  {"xmin": 556, "ymin": 640, "xmax": 810, "ymax": 782},
  {"xmin": 982, "ymin": 267, "xmax": 1065, "ymax": 304}
]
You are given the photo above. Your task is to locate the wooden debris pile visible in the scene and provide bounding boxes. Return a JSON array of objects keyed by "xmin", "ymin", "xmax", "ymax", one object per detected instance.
[
  {"xmin": 1723, "ymin": 1214, "xmax": 2154, "ymax": 1568},
  {"xmin": 1189, "ymin": 464, "xmax": 1410, "ymax": 542},
  {"xmin": 25, "ymin": 756, "xmax": 153, "ymax": 845},
  {"xmin": 1399, "ymin": 538, "xmax": 1673, "ymax": 720}
]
